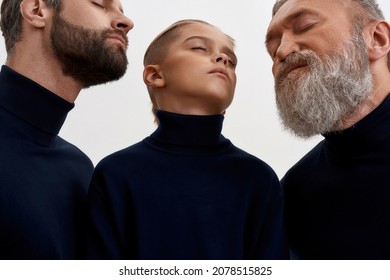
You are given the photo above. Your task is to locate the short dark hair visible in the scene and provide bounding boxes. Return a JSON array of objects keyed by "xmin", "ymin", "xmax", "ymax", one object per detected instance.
[{"xmin": 1, "ymin": 0, "xmax": 62, "ymax": 54}]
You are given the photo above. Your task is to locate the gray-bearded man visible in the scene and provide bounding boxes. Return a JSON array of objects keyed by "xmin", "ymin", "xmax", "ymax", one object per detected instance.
[{"xmin": 266, "ymin": 0, "xmax": 390, "ymax": 259}]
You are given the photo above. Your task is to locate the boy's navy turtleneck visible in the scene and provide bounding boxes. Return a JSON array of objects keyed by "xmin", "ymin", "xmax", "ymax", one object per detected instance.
[
  {"xmin": 0, "ymin": 65, "xmax": 93, "ymax": 259},
  {"xmin": 282, "ymin": 94, "xmax": 390, "ymax": 259},
  {"xmin": 147, "ymin": 110, "xmax": 229, "ymax": 153},
  {"xmin": 87, "ymin": 110, "xmax": 288, "ymax": 260}
]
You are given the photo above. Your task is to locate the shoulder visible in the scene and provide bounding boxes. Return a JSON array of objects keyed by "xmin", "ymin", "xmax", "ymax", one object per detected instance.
[
  {"xmin": 226, "ymin": 142, "xmax": 280, "ymax": 182},
  {"xmin": 56, "ymin": 136, "xmax": 86, "ymax": 154},
  {"xmin": 94, "ymin": 140, "xmax": 147, "ymax": 173},
  {"xmin": 57, "ymin": 136, "xmax": 93, "ymax": 166},
  {"xmin": 281, "ymin": 140, "xmax": 325, "ymax": 187}
]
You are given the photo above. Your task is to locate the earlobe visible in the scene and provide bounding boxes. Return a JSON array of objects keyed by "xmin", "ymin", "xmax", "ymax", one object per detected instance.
[
  {"xmin": 143, "ymin": 65, "xmax": 165, "ymax": 88},
  {"xmin": 20, "ymin": 0, "xmax": 49, "ymax": 28},
  {"xmin": 366, "ymin": 20, "xmax": 390, "ymax": 62}
]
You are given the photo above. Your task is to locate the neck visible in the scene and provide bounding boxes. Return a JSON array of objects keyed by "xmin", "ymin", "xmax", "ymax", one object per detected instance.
[
  {"xmin": 336, "ymin": 95, "xmax": 378, "ymax": 130},
  {"xmin": 155, "ymin": 93, "xmax": 228, "ymax": 116},
  {"xmin": 337, "ymin": 68, "xmax": 390, "ymax": 130},
  {"xmin": 151, "ymin": 110, "xmax": 226, "ymax": 148},
  {"xmin": 6, "ymin": 51, "xmax": 83, "ymax": 103}
]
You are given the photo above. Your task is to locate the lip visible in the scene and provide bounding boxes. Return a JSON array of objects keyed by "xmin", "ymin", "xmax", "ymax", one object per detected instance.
[
  {"xmin": 106, "ymin": 34, "xmax": 127, "ymax": 48},
  {"xmin": 209, "ymin": 67, "xmax": 230, "ymax": 81},
  {"xmin": 283, "ymin": 62, "xmax": 308, "ymax": 77}
]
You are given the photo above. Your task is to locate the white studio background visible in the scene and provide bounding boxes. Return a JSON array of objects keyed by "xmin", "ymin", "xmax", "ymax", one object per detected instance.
[{"xmin": 1, "ymin": 0, "xmax": 389, "ymax": 178}]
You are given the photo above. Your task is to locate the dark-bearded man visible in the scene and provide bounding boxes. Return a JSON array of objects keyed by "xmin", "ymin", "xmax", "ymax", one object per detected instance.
[{"xmin": 0, "ymin": 0, "xmax": 133, "ymax": 259}]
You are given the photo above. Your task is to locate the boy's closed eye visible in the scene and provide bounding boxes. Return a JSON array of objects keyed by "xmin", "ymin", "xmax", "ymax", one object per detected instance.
[
  {"xmin": 192, "ymin": 46, "xmax": 207, "ymax": 51},
  {"xmin": 185, "ymin": 37, "xmax": 237, "ymax": 68}
]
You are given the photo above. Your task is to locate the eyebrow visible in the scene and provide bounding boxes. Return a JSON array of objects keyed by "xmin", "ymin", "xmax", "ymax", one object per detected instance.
[
  {"xmin": 184, "ymin": 35, "xmax": 238, "ymax": 63},
  {"xmin": 265, "ymin": 8, "xmax": 321, "ymax": 45}
]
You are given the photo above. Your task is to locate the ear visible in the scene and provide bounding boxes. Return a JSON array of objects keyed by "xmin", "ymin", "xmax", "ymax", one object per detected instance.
[
  {"xmin": 20, "ymin": 0, "xmax": 50, "ymax": 28},
  {"xmin": 365, "ymin": 20, "xmax": 390, "ymax": 62},
  {"xmin": 143, "ymin": 65, "xmax": 165, "ymax": 88}
]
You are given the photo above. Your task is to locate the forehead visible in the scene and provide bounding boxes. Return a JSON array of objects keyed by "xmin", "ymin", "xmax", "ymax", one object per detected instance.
[
  {"xmin": 266, "ymin": 0, "xmax": 353, "ymax": 42},
  {"xmin": 270, "ymin": 0, "xmax": 350, "ymax": 25},
  {"xmin": 175, "ymin": 23, "xmax": 234, "ymax": 47}
]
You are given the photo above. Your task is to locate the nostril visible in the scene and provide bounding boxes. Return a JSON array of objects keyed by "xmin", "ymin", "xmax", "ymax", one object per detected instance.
[
  {"xmin": 117, "ymin": 23, "xmax": 128, "ymax": 29},
  {"xmin": 113, "ymin": 16, "xmax": 134, "ymax": 33},
  {"xmin": 216, "ymin": 56, "xmax": 228, "ymax": 64}
]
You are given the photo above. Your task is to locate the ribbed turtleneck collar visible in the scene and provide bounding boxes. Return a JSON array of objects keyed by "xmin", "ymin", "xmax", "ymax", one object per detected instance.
[
  {"xmin": 0, "ymin": 65, "xmax": 74, "ymax": 136},
  {"xmin": 147, "ymin": 110, "xmax": 229, "ymax": 154},
  {"xmin": 323, "ymin": 94, "xmax": 390, "ymax": 154}
]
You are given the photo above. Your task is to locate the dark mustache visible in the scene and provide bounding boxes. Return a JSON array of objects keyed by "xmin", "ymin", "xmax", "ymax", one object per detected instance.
[{"xmin": 102, "ymin": 29, "xmax": 129, "ymax": 47}]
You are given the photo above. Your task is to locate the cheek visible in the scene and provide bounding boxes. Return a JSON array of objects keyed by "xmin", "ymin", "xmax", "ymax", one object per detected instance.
[
  {"xmin": 272, "ymin": 63, "xmax": 278, "ymax": 77},
  {"xmin": 163, "ymin": 63, "xmax": 195, "ymax": 88},
  {"xmin": 61, "ymin": 11, "xmax": 108, "ymax": 29},
  {"xmin": 164, "ymin": 57, "xmax": 190, "ymax": 73},
  {"xmin": 314, "ymin": 27, "xmax": 351, "ymax": 53},
  {"xmin": 231, "ymin": 74, "xmax": 237, "ymax": 89}
]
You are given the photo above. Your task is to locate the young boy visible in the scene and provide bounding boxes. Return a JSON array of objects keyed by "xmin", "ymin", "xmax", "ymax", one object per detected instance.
[{"xmin": 87, "ymin": 19, "xmax": 288, "ymax": 260}]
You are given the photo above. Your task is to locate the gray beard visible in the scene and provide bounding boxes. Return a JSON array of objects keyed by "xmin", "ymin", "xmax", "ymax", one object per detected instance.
[{"xmin": 275, "ymin": 33, "xmax": 373, "ymax": 138}]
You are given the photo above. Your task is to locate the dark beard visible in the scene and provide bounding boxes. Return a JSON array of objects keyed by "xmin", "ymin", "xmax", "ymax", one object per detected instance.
[{"xmin": 50, "ymin": 13, "xmax": 128, "ymax": 88}]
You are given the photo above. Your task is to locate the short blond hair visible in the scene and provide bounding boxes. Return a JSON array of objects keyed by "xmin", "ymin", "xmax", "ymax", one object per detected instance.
[{"xmin": 143, "ymin": 19, "xmax": 235, "ymax": 120}]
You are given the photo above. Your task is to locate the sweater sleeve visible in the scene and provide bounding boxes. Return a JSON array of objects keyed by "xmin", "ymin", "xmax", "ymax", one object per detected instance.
[
  {"xmin": 86, "ymin": 165, "xmax": 125, "ymax": 260},
  {"xmin": 252, "ymin": 176, "xmax": 290, "ymax": 259}
]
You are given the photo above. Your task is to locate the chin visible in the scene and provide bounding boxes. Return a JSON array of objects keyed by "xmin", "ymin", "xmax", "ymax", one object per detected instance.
[
  {"xmin": 208, "ymin": 97, "xmax": 233, "ymax": 115},
  {"xmin": 209, "ymin": 87, "xmax": 234, "ymax": 100}
]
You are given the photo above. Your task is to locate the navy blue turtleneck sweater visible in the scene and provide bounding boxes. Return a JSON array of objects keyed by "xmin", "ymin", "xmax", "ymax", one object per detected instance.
[
  {"xmin": 0, "ymin": 66, "xmax": 93, "ymax": 259},
  {"xmin": 87, "ymin": 110, "xmax": 288, "ymax": 260},
  {"xmin": 282, "ymin": 94, "xmax": 390, "ymax": 259}
]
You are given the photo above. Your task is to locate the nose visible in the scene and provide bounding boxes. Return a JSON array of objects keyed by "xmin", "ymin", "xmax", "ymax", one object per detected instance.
[
  {"xmin": 213, "ymin": 53, "xmax": 229, "ymax": 66},
  {"xmin": 112, "ymin": 14, "xmax": 134, "ymax": 34},
  {"xmin": 275, "ymin": 34, "xmax": 300, "ymax": 62}
]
